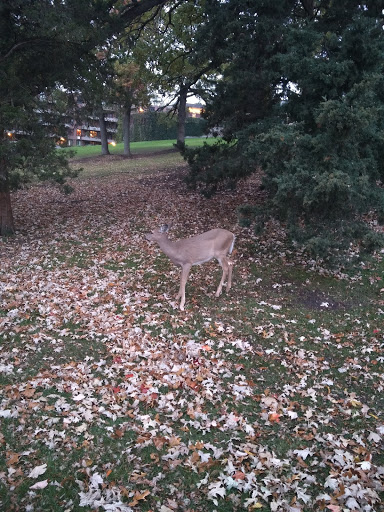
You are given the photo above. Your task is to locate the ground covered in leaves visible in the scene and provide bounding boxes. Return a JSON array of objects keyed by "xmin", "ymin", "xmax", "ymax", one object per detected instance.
[{"xmin": 0, "ymin": 157, "xmax": 383, "ymax": 511}]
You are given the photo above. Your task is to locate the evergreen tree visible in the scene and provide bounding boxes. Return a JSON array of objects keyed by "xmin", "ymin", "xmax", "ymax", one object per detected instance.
[{"xmin": 186, "ymin": 0, "xmax": 384, "ymax": 260}]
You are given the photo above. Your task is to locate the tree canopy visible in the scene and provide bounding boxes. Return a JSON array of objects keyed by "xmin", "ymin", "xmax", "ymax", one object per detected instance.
[{"xmin": 139, "ymin": 0, "xmax": 216, "ymax": 148}]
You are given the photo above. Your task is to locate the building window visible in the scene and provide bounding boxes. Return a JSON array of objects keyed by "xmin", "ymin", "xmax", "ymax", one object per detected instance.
[
  {"xmin": 76, "ymin": 129, "xmax": 82, "ymax": 137},
  {"xmin": 90, "ymin": 130, "xmax": 98, "ymax": 138}
]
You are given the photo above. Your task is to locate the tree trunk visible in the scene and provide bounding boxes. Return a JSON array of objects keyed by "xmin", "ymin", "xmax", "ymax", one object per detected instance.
[
  {"xmin": 99, "ymin": 110, "xmax": 110, "ymax": 156},
  {"xmin": 176, "ymin": 86, "xmax": 188, "ymax": 151},
  {"xmin": 0, "ymin": 160, "xmax": 15, "ymax": 236},
  {"xmin": 123, "ymin": 106, "xmax": 132, "ymax": 157},
  {"xmin": 301, "ymin": 0, "xmax": 314, "ymax": 18}
]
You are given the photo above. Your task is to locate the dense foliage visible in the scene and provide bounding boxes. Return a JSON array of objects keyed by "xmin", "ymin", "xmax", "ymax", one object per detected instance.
[
  {"xmin": 186, "ymin": 0, "xmax": 384, "ymax": 260},
  {"xmin": 0, "ymin": 0, "xmax": 111, "ymax": 171}
]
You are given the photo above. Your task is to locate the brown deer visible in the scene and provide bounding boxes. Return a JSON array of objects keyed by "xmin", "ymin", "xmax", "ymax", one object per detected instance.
[{"xmin": 145, "ymin": 223, "xmax": 235, "ymax": 311}]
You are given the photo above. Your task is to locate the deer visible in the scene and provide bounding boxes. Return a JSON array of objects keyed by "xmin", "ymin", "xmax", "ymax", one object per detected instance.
[{"xmin": 145, "ymin": 223, "xmax": 235, "ymax": 311}]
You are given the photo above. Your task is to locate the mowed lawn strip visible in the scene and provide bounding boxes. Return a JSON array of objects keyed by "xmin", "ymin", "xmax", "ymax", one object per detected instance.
[{"xmin": 61, "ymin": 137, "xmax": 215, "ymax": 160}]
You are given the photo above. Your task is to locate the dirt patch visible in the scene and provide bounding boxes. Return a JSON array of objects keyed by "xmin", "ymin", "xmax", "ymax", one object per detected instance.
[
  {"xmin": 293, "ymin": 287, "xmax": 354, "ymax": 311},
  {"xmin": 137, "ymin": 167, "xmax": 187, "ymax": 190}
]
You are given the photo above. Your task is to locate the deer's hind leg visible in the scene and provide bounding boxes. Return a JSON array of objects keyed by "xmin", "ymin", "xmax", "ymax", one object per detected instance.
[
  {"xmin": 177, "ymin": 264, "xmax": 191, "ymax": 311},
  {"xmin": 215, "ymin": 257, "xmax": 229, "ymax": 297},
  {"xmin": 226, "ymin": 260, "xmax": 233, "ymax": 292}
]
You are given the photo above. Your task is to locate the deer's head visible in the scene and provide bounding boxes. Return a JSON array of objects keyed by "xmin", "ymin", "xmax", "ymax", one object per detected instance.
[{"xmin": 145, "ymin": 223, "xmax": 173, "ymax": 242}]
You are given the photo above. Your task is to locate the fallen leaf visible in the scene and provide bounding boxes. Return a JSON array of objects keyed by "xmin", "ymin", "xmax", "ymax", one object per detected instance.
[
  {"xmin": 129, "ymin": 489, "xmax": 150, "ymax": 506},
  {"xmin": 23, "ymin": 385, "xmax": 36, "ymax": 398},
  {"xmin": 28, "ymin": 464, "xmax": 47, "ymax": 479},
  {"xmin": 6, "ymin": 452, "xmax": 20, "ymax": 466},
  {"xmin": 30, "ymin": 479, "xmax": 49, "ymax": 490},
  {"xmin": 268, "ymin": 412, "xmax": 281, "ymax": 423}
]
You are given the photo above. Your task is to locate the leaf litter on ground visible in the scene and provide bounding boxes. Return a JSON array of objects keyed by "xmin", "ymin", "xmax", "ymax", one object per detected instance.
[{"xmin": 0, "ymin": 164, "xmax": 383, "ymax": 511}]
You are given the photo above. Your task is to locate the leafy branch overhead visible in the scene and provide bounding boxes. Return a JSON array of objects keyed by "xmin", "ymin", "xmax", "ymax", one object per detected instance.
[{"xmin": 135, "ymin": 0, "xmax": 219, "ymax": 148}]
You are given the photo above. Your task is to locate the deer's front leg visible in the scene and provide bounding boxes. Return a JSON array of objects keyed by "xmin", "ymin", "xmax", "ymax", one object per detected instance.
[
  {"xmin": 226, "ymin": 261, "xmax": 234, "ymax": 292},
  {"xmin": 177, "ymin": 264, "xmax": 191, "ymax": 311}
]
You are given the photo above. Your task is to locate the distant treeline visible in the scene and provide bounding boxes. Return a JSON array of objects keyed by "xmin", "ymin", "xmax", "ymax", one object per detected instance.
[{"xmin": 120, "ymin": 111, "xmax": 207, "ymax": 142}]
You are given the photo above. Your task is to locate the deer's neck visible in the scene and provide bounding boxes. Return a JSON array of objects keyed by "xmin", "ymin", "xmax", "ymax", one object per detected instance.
[{"xmin": 156, "ymin": 238, "xmax": 183, "ymax": 265}]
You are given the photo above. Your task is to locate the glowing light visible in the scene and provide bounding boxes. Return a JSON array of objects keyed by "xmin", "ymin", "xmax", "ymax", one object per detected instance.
[
  {"xmin": 188, "ymin": 107, "xmax": 202, "ymax": 117},
  {"xmin": 109, "ymin": 141, "xmax": 116, "ymax": 146}
]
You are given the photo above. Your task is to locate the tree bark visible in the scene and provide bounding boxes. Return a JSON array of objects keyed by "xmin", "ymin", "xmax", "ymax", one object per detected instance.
[
  {"xmin": 99, "ymin": 110, "xmax": 110, "ymax": 156},
  {"xmin": 0, "ymin": 159, "xmax": 15, "ymax": 236},
  {"xmin": 176, "ymin": 86, "xmax": 188, "ymax": 150},
  {"xmin": 301, "ymin": 0, "xmax": 314, "ymax": 18},
  {"xmin": 123, "ymin": 106, "xmax": 132, "ymax": 157}
]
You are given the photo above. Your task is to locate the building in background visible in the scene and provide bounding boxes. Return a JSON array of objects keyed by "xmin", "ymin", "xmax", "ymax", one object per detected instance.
[
  {"xmin": 65, "ymin": 103, "xmax": 204, "ymax": 147},
  {"xmin": 7, "ymin": 97, "xmax": 205, "ymax": 148},
  {"xmin": 66, "ymin": 105, "xmax": 119, "ymax": 147},
  {"xmin": 6, "ymin": 90, "xmax": 205, "ymax": 148}
]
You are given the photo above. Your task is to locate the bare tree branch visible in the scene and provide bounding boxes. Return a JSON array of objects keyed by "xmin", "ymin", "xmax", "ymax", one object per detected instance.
[{"xmin": 0, "ymin": 39, "xmax": 49, "ymax": 63}]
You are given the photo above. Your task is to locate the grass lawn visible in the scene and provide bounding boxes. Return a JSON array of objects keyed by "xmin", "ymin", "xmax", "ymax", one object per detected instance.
[
  {"xmin": 1, "ymin": 155, "xmax": 383, "ymax": 511},
  {"xmin": 61, "ymin": 137, "xmax": 215, "ymax": 160}
]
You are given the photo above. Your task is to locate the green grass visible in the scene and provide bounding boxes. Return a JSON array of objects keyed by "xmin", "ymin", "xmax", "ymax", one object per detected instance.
[{"xmin": 61, "ymin": 137, "xmax": 216, "ymax": 160}]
